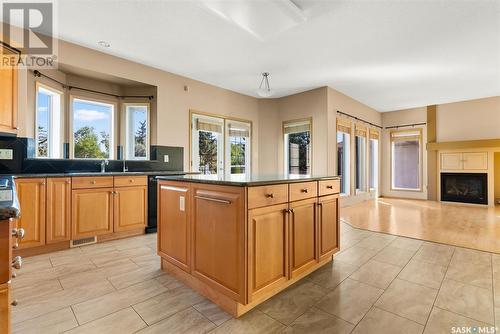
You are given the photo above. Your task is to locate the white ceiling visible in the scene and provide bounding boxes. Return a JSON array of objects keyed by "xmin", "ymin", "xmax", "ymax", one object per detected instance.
[{"xmin": 44, "ymin": 1, "xmax": 500, "ymax": 110}]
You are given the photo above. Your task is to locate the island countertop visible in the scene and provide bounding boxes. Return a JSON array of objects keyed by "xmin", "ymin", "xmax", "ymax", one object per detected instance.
[{"xmin": 156, "ymin": 174, "xmax": 340, "ymax": 186}]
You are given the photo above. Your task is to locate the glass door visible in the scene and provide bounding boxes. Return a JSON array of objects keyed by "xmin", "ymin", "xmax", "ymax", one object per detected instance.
[{"xmin": 191, "ymin": 114, "xmax": 224, "ymax": 177}]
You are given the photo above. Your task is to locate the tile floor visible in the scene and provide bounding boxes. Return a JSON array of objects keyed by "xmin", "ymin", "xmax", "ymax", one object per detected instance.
[{"xmin": 11, "ymin": 222, "xmax": 500, "ymax": 334}]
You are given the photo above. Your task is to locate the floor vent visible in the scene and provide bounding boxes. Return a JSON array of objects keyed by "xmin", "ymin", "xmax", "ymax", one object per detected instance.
[{"xmin": 70, "ymin": 236, "xmax": 97, "ymax": 248}]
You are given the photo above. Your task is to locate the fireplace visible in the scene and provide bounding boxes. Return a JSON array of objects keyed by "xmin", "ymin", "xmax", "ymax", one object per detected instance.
[{"xmin": 441, "ymin": 173, "xmax": 487, "ymax": 205}]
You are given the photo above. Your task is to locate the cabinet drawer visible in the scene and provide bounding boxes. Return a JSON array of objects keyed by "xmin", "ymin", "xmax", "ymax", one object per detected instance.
[
  {"xmin": 318, "ymin": 179, "xmax": 340, "ymax": 196},
  {"xmin": 248, "ymin": 184, "xmax": 288, "ymax": 209},
  {"xmin": 72, "ymin": 176, "xmax": 114, "ymax": 189},
  {"xmin": 114, "ymin": 175, "xmax": 147, "ymax": 187},
  {"xmin": 289, "ymin": 181, "xmax": 317, "ymax": 202}
]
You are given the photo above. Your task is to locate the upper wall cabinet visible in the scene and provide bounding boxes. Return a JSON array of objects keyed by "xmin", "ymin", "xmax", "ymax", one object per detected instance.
[
  {"xmin": 0, "ymin": 46, "xmax": 18, "ymax": 135},
  {"xmin": 441, "ymin": 152, "xmax": 488, "ymax": 171}
]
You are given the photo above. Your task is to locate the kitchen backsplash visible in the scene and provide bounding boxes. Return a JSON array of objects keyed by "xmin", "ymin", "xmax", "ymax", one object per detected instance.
[{"xmin": 0, "ymin": 136, "xmax": 184, "ymax": 174}]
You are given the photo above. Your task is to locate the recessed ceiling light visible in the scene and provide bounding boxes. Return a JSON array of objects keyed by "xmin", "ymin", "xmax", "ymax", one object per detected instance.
[{"xmin": 98, "ymin": 41, "xmax": 110, "ymax": 48}]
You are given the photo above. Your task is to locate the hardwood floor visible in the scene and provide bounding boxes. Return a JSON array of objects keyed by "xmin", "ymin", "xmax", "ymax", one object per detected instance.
[{"xmin": 341, "ymin": 198, "xmax": 500, "ymax": 253}]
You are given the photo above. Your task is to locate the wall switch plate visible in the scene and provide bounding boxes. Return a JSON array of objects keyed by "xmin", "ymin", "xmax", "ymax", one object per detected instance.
[
  {"xmin": 164, "ymin": 155, "xmax": 169, "ymax": 163},
  {"xmin": 0, "ymin": 149, "xmax": 13, "ymax": 160},
  {"xmin": 179, "ymin": 196, "xmax": 185, "ymax": 211}
]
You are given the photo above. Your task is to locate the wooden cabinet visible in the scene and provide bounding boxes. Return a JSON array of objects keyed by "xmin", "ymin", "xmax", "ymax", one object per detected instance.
[
  {"xmin": 15, "ymin": 178, "xmax": 46, "ymax": 248},
  {"xmin": 114, "ymin": 186, "xmax": 147, "ymax": 233},
  {"xmin": 248, "ymin": 203, "xmax": 288, "ymax": 302},
  {"xmin": 0, "ymin": 283, "xmax": 10, "ymax": 334},
  {"xmin": 0, "ymin": 45, "xmax": 18, "ymax": 135},
  {"xmin": 192, "ymin": 185, "xmax": 246, "ymax": 304},
  {"xmin": 46, "ymin": 178, "xmax": 71, "ymax": 244},
  {"xmin": 318, "ymin": 195, "xmax": 339, "ymax": 262},
  {"xmin": 289, "ymin": 198, "xmax": 317, "ymax": 278},
  {"xmin": 158, "ymin": 182, "xmax": 191, "ymax": 272},
  {"xmin": 441, "ymin": 152, "xmax": 488, "ymax": 171},
  {"xmin": 247, "ymin": 184, "xmax": 288, "ymax": 209},
  {"xmin": 72, "ymin": 187, "xmax": 113, "ymax": 239}
]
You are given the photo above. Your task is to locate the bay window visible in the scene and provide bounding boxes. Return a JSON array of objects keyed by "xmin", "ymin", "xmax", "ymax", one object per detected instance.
[
  {"xmin": 125, "ymin": 103, "xmax": 150, "ymax": 160},
  {"xmin": 35, "ymin": 84, "xmax": 62, "ymax": 158},
  {"xmin": 336, "ymin": 118, "xmax": 351, "ymax": 195},
  {"xmin": 391, "ymin": 129, "xmax": 422, "ymax": 191},
  {"xmin": 283, "ymin": 119, "xmax": 311, "ymax": 176}
]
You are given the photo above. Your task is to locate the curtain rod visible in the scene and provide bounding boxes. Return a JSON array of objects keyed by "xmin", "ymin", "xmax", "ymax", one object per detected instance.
[
  {"xmin": 336, "ymin": 110, "xmax": 382, "ymax": 129},
  {"xmin": 385, "ymin": 122, "xmax": 427, "ymax": 129},
  {"xmin": 33, "ymin": 70, "xmax": 154, "ymax": 100}
]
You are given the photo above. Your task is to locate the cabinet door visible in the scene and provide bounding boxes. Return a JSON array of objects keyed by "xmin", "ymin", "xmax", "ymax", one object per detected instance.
[
  {"xmin": 248, "ymin": 203, "xmax": 288, "ymax": 302},
  {"xmin": 318, "ymin": 195, "xmax": 339, "ymax": 262},
  {"xmin": 289, "ymin": 198, "xmax": 317, "ymax": 278},
  {"xmin": 46, "ymin": 178, "xmax": 71, "ymax": 244},
  {"xmin": 192, "ymin": 185, "xmax": 246, "ymax": 304},
  {"xmin": 0, "ymin": 283, "xmax": 10, "ymax": 334},
  {"xmin": 441, "ymin": 153, "xmax": 463, "ymax": 170},
  {"xmin": 114, "ymin": 186, "xmax": 147, "ymax": 233},
  {"xmin": 0, "ymin": 48, "xmax": 18, "ymax": 134},
  {"xmin": 72, "ymin": 188, "xmax": 113, "ymax": 239},
  {"xmin": 158, "ymin": 182, "xmax": 190, "ymax": 272},
  {"xmin": 463, "ymin": 152, "xmax": 488, "ymax": 170},
  {"xmin": 15, "ymin": 178, "xmax": 46, "ymax": 248}
]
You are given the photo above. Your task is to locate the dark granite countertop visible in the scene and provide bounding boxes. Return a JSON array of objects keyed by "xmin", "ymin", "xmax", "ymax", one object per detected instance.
[
  {"xmin": 156, "ymin": 174, "xmax": 340, "ymax": 186},
  {"xmin": 0, "ymin": 171, "xmax": 192, "ymax": 178},
  {"xmin": 0, "ymin": 176, "xmax": 20, "ymax": 220}
]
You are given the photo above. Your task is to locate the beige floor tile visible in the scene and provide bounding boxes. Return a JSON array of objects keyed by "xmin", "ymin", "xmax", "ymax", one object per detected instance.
[
  {"xmin": 351, "ymin": 307, "xmax": 424, "ymax": 334},
  {"xmin": 375, "ymin": 279, "xmax": 438, "ymax": 325},
  {"xmin": 193, "ymin": 300, "xmax": 232, "ymax": 326},
  {"xmin": 11, "ymin": 278, "xmax": 62, "ymax": 302},
  {"xmin": 349, "ymin": 259, "xmax": 401, "ymax": 289},
  {"xmin": 398, "ymin": 259, "xmax": 447, "ymax": 289},
  {"xmin": 107, "ymin": 264, "xmax": 163, "ymax": 290},
  {"xmin": 258, "ymin": 280, "xmax": 327, "ymax": 325},
  {"xmin": 492, "ymin": 254, "xmax": 500, "ymax": 279},
  {"xmin": 137, "ymin": 307, "xmax": 216, "ymax": 334},
  {"xmin": 333, "ymin": 246, "xmax": 378, "ymax": 267},
  {"xmin": 435, "ymin": 279, "xmax": 494, "ymax": 324},
  {"xmin": 13, "ymin": 262, "xmax": 96, "ymax": 289},
  {"xmin": 133, "ymin": 285, "xmax": 205, "ymax": 325},
  {"xmin": 283, "ymin": 307, "xmax": 354, "ymax": 334},
  {"xmin": 373, "ymin": 245, "xmax": 416, "ymax": 267},
  {"xmin": 307, "ymin": 260, "xmax": 358, "ymax": 290},
  {"xmin": 424, "ymin": 307, "xmax": 493, "ymax": 334},
  {"xmin": 210, "ymin": 309, "xmax": 285, "ymax": 334},
  {"xmin": 72, "ymin": 279, "xmax": 167, "ymax": 324},
  {"xmin": 49, "ymin": 253, "xmax": 95, "ymax": 267},
  {"xmin": 446, "ymin": 261, "xmax": 492, "ymax": 290},
  {"xmin": 130, "ymin": 253, "xmax": 161, "ymax": 267},
  {"xmin": 451, "ymin": 247, "xmax": 492, "ymax": 266},
  {"xmin": 316, "ymin": 278, "xmax": 383, "ymax": 324},
  {"xmin": 91, "ymin": 246, "xmax": 153, "ymax": 267},
  {"xmin": 389, "ymin": 237, "xmax": 424, "ymax": 251},
  {"xmin": 16, "ymin": 258, "xmax": 53, "ymax": 274},
  {"xmin": 12, "ymin": 307, "xmax": 78, "ymax": 334},
  {"xmin": 412, "ymin": 242, "xmax": 455, "ymax": 267},
  {"xmin": 12, "ymin": 280, "xmax": 115, "ymax": 324},
  {"xmin": 65, "ymin": 307, "xmax": 146, "ymax": 334},
  {"xmin": 355, "ymin": 234, "xmax": 395, "ymax": 251},
  {"xmin": 155, "ymin": 273, "xmax": 184, "ymax": 290}
]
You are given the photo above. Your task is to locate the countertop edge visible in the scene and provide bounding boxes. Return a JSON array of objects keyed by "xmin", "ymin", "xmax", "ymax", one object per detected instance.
[{"xmin": 156, "ymin": 175, "xmax": 340, "ymax": 187}]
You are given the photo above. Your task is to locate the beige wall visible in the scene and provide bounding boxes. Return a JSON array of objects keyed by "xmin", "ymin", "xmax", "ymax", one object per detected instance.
[
  {"xmin": 436, "ymin": 96, "xmax": 500, "ymax": 142},
  {"xmin": 381, "ymin": 107, "xmax": 428, "ymax": 200}
]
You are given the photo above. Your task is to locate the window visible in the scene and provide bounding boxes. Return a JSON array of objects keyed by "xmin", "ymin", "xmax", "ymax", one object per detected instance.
[
  {"xmin": 391, "ymin": 129, "xmax": 422, "ymax": 190},
  {"xmin": 71, "ymin": 97, "xmax": 115, "ymax": 159},
  {"xmin": 35, "ymin": 84, "xmax": 62, "ymax": 158},
  {"xmin": 125, "ymin": 104, "xmax": 150, "ymax": 160},
  {"xmin": 369, "ymin": 129, "xmax": 379, "ymax": 191},
  {"xmin": 355, "ymin": 125, "xmax": 367, "ymax": 192},
  {"xmin": 284, "ymin": 119, "xmax": 311, "ymax": 176},
  {"xmin": 336, "ymin": 118, "xmax": 351, "ymax": 195},
  {"xmin": 191, "ymin": 113, "xmax": 251, "ymax": 177}
]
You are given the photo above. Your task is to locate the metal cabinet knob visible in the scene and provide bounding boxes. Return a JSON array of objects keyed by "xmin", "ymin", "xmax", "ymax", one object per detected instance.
[
  {"xmin": 40, "ymin": 182, "xmax": 46, "ymax": 186},
  {"xmin": 12, "ymin": 228, "xmax": 25, "ymax": 240},
  {"xmin": 12, "ymin": 242, "xmax": 18, "ymax": 249},
  {"xmin": 129, "ymin": 179, "xmax": 134, "ymax": 182},
  {"xmin": 326, "ymin": 185, "xmax": 333, "ymax": 189},
  {"xmin": 11, "ymin": 300, "xmax": 18, "ymax": 306},
  {"xmin": 301, "ymin": 188, "xmax": 308, "ymax": 193},
  {"xmin": 12, "ymin": 272, "xmax": 16, "ymax": 279},
  {"xmin": 265, "ymin": 193, "xmax": 274, "ymax": 198},
  {"xmin": 12, "ymin": 256, "xmax": 22, "ymax": 270},
  {"xmin": 66, "ymin": 180, "xmax": 71, "ymax": 184},
  {"xmin": 91, "ymin": 180, "xmax": 97, "ymax": 184}
]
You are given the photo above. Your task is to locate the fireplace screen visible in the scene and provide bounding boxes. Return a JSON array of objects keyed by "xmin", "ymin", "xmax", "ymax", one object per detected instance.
[{"xmin": 441, "ymin": 173, "xmax": 487, "ymax": 205}]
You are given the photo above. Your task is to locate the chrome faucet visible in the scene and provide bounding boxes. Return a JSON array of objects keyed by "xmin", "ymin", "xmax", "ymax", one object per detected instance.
[
  {"xmin": 122, "ymin": 160, "xmax": 128, "ymax": 172},
  {"xmin": 100, "ymin": 159, "xmax": 109, "ymax": 173}
]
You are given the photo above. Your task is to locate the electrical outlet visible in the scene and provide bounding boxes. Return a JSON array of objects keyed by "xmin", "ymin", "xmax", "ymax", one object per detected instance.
[
  {"xmin": 0, "ymin": 149, "xmax": 13, "ymax": 160},
  {"xmin": 164, "ymin": 155, "xmax": 169, "ymax": 163}
]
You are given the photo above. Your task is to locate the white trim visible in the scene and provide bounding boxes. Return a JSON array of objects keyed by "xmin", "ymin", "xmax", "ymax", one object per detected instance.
[{"xmin": 124, "ymin": 102, "xmax": 150, "ymax": 160}]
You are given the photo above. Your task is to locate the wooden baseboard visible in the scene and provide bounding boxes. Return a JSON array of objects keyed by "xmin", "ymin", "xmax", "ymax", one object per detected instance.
[
  {"xmin": 161, "ymin": 255, "xmax": 333, "ymax": 318},
  {"xmin": 97, "ymin": 228, "xmax": 144, "ymax": 242}
]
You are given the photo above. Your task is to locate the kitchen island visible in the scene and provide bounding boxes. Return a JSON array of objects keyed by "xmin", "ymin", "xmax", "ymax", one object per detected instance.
[{"xmin": 156, "ymin": 174, "xmax": 340, "ymax": 317}]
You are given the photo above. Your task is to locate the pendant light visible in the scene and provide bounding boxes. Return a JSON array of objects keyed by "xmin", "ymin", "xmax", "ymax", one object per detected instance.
[{"xmin": 257, "ymin": 72, "xmax": 273, "ymax": 97}]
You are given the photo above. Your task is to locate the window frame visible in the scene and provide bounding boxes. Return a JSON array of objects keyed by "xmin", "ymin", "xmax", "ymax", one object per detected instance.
[
  {"xmin": 35, "ymin": 82, "xmax": 63, "ymax": 159},
  {"xmin": 368, "ymin": 129, "xmax": 380, "ymax": 192},
  {"xmin": 189, "ymin": 110, "xmax": 252, "ymax": 177},
  {"xmin": 390, "ymin": 128, "xmax": 423, "ymax": 192},
  {"xmin": 124, "ymin": 102, "xmax": 150, "ymax": 160},
  {"xmin": 282, "ymin": 117, "xmax": 313, "ymax": 177},
  {"xmin": 355, "ymin": 133, "xmax": 367, "ymax": 193},
  {"xmin": 69, "ymin": 95, "xmax": 117, "ymax": 160}
]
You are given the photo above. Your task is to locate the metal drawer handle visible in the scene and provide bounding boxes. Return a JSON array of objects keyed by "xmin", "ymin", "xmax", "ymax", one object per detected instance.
[
  {"xmin": 326, "ymin": 185, "xmax": 333, "ymax": 189},
  {"xmin": 195, "ymin": 195, "xmax": 231, "ymax": 204},
  {"xmin": 91, "ymin": 180, "xmax": 97, "ymax": 184},
  {"xmin": 300, "ymin": 188, "xmax": 308, "ymax": 193},
  {"xmin": 12, "ymin": 228, "xmax": 25, "ymax": 240},
  {"xmin": 265, "ymin": 193, "xmax": 274, "ymax": 198}
]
